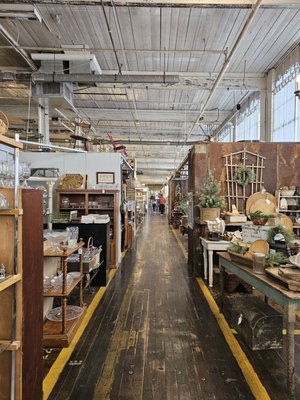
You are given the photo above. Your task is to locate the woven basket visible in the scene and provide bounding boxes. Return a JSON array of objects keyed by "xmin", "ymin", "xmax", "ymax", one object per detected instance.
[
  {"xmin": 252, "ymin": 217, "xmax": 268, "ymax": 225},
  {"xmin": 200, "ymin": 207, "xmax": 220, "ymax": 221}
]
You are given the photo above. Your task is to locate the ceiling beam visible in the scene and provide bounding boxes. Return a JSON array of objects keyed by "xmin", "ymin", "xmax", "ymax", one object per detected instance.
[
  {"xmin": 26, "ymin": 72, "xmax": 265, "ymax": 91},
  {"xmin": 74, "ymin": 108, "xmax": 229, "ymax": 123},
  {"xmin": 1, "ymin": 0, "xmax": 297, "ymax": 7}
]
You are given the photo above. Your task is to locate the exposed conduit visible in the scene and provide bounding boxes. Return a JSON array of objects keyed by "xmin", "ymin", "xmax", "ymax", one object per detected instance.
[
  {"xmin": 101, "ymin": 0, "xmax": 123, "ymax": 74},
  {"xmin": 181, "ymin": 0, "xmax": 263, "ymax": 150}
]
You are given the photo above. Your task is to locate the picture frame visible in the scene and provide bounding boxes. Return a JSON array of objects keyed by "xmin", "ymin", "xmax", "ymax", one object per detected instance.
[{"xmin": 96, "ymin": 172, "xmax": 115, "ymax": 184}]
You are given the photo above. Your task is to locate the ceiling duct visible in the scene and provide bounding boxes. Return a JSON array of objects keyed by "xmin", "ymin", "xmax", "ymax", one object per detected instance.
[
  {"xmin": 32, "ymin": 82, "xmax": 74, "ymax": 108},
  {"xmin": 31, "ymin": 50, "xmax": 102, "ymax": 75},
  {"xmin": 0, "ymin": 4, "xmax": 42, "ymax": 22}
]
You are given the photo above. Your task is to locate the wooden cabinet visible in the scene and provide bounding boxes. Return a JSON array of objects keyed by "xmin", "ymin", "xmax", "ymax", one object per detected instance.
[
  {"xmin": 56, "ymin": 189, "xmax": 119, "ymax": 267},
  {"xmin": 0, "ymin": 135, "xmax": 23, "ymax": 400},
  {"xmin": 43, "ymin": 241, "xmax": 85, "ymax": 348},
  {"xmin": 22, "ymin": 189, "xmax": 44, "ymax": 400}
]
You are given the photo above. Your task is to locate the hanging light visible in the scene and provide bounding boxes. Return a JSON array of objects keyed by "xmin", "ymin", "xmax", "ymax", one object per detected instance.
[{"xmin": 295, "ymin": 74, "xmax": 300, "ymax": 99}]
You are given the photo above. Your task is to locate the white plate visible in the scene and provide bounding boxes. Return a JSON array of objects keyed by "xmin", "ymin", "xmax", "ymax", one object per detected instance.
[
  {"xmin": 68, "ymin": 271, "xmax": 80, "ymax": 279},
  {"xmin": 46, "ymin": 305, "xmax": 83, "ymax": 321},
  {"xmin": 289, "ymin": 254, "xmax": 300, "ymax": 268}
]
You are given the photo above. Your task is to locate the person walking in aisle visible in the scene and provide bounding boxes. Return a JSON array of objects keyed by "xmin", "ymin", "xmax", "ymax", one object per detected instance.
[
  {"xmin": 150, "ymin": 195, "xmax": 156, "ymax": 213},
  {"xmin": 159, "ymin": 193, "xmax": 166, "ymax": 215}
]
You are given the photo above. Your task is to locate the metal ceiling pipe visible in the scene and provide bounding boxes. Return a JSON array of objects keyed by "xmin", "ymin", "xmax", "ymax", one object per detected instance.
[
  {"xmin": 0, "ymin": 24, "xmax": 37, "ymax": 71},
  {"xmin": 183, "ymin": 0, "xmax": 263, "ymax": 145},
  {"xmin": 20, "ymin": 140, "xmax": 86, "ymax": 153}
]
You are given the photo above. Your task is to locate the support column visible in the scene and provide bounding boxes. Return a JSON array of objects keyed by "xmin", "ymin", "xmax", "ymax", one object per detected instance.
[{"xmin": 262, "ymin": 68, "xmax": 275, "ymax": 142}]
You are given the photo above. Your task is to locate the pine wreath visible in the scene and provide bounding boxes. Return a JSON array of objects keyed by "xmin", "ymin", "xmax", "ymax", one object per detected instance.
[{"xmin": 233, "ymin": 164, "xmax": 256, "ymax": 186}]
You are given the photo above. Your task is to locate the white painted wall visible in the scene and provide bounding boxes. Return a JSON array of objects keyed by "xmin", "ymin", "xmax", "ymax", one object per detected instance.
[{"xmin": 21, "ymin": 151, "xmax": 123, "ymax": 264}]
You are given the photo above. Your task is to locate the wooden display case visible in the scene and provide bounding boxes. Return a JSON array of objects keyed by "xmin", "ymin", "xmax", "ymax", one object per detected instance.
[
  {"xmin": 43, "ymin": 240, "xmax": 85, "ymax": 348},
  {"xmin": 56, "ymin": 189, "xmax": 119, "ymax": 267},
  {"xmin": 0, "ymin": 134, "xmax": 23, "ymax": 400}
]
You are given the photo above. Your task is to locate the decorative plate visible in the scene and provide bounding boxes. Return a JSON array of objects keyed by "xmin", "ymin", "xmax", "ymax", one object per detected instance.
[
  {"xmin": 46, "ymin": 305, "xmax": 84, "ymax": 322},
  {"xmin": 249, "ymin": 239, "xmax": 269, "ymax": 255},
  {"xmin": 277, "ymin": 214, "xmax": 294, "ymax": 232},
  {"xmin": 60, "ymin": 174, "xmax": 86, "ymax": 189},
  {"xmin": 246, "ymin": 192, "xmax": 276, "ymax": 215},
  {"xmin": 249, "ymin": 198, "xmax": 277, "ymax": 215}
]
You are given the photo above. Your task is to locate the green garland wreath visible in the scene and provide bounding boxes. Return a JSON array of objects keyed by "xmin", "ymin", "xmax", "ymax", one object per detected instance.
[{"xmin": 233, "ymin": 164, "xmax": 256, "ymax": 186}]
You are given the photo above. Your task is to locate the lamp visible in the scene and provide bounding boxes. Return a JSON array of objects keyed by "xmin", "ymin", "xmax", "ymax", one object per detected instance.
[{"xmin": 295, "ymin": 74, "xmax": 300, "ymax": 99}]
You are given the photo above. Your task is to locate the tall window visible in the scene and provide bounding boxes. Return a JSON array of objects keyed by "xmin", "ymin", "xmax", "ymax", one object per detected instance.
[
  {"xmin": 272, "ymin": 65, "xmax": 299, "ymax": 141},
  {"xmin": 235, "ymin": 96, "xmax": 260, "ymax": 141},
  {"xmin": 217, "ymin": 124, "xmax": 233, "ymax": 142}
]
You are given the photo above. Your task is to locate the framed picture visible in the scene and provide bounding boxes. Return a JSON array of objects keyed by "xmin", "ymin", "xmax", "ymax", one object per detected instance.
[{"xmin": 96, "ymin": 172, "xmax": 115, "ymax": 184}]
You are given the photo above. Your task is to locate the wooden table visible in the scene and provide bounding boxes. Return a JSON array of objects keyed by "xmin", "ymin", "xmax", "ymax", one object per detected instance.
[
  {"xmin": 200, "ymin": 237, "xmax": 229, "ymax": 287},
  {"xmin": 218, "ymin": 251, "xmax": 300, "ymax": 399}
]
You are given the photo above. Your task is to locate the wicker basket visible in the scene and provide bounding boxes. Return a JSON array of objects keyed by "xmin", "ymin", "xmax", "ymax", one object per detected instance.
[
  {"xmin": 251, "ymin": 217, "xmax": 268, "ymax": 225},
  {"xmin": 200, "ymin": 207, "xmax": 220, "ymax": 221},
  {"xmin": 228, "ymin": 251, "xmax": 253, "ymax": 268}
]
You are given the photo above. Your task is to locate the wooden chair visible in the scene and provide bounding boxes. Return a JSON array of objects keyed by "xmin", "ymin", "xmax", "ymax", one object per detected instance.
[{"xmin": 107, "ymin": 133, "xmax": 127, "ymax": 156}]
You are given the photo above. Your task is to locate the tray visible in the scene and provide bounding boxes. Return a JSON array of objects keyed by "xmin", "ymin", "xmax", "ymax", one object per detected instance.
[
  {"xmin": 227, "ymin": 251, "xmax": 253, "ymax": 268},
  {"xmin": 46, "ymin": 305, "xmax": 84, "ymax": 321},
  {"xmin": 265, "ymin": 267, "xmax": 300, "ymax": 292}
]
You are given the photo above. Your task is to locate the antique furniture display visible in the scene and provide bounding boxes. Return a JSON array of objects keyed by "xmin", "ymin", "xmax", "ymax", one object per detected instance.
[
  {"xmin": 218, "ymin": 251, "xmax": 300, "ymax": 398},
  {"xmin": 43, "ymin": 240, "xmax": 85, "ymax": 348},
  {"xmin": 56, "ymin": 189, "xmax": 118, "ymax": 266}
]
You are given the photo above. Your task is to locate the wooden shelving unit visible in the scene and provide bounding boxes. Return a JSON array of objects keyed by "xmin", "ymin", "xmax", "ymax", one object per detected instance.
[
  {"xmin": 56, "ymin": 189, "xmax": 119, "ymax": 267},
  {"xmin": 43, "ymin": 240, "xmax": 86, "ymax": 348},
  {"xmin": 0, "ymin": 134, "xmax": 23, "ymax": 400}
]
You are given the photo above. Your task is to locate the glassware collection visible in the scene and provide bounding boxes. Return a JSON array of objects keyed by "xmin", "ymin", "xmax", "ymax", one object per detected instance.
[{"xmin": 0, "ymin": 161, "xmax": 30, "ymax": 188}]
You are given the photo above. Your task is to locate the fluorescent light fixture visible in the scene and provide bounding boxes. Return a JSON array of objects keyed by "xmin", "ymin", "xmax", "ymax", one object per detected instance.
[{"xmin": 0, "ymin": 4, "xmax": 42, "ymax": 22}]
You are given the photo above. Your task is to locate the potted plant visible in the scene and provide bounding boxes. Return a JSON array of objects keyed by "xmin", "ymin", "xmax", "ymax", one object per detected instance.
[
  {"xmin": 248, "ymin": 210, "xmax": 274, "ymax": 225},
  {"xmin": 199, "ymin": 171, "xmax": 225, "ymax": 220}
]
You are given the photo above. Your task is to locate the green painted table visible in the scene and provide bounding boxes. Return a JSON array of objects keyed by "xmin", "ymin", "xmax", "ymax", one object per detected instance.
[{"xmin": 218, "ymin": 251, "xmax": 300, "ymax": 399}]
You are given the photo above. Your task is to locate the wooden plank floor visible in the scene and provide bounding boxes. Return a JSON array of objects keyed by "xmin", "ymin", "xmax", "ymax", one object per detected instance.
[{"xmin": 48, "ymin": 213, "xmax": 298, "ymax": 400}]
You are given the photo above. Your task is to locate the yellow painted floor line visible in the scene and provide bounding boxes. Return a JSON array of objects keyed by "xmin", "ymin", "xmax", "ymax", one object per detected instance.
[
  {"xmin": 43, "ymin": 273, "xmax": 116, "ymax": 399},
  {"xmin": 283, "ymin": 329, "xmax": 300, "ymax": 335},
  {"xmin": 171, "ymin": 227, "xmax": 188, "ymax": 260},
  {"xmin": 197, "ymin": 278, "xmax": 270, "ymax": 400}
]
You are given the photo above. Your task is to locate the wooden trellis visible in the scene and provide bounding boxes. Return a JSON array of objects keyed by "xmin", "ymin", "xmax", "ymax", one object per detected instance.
[{"xmin": 223, "ymin": 149, "xmax": 266, "ymax": 213}]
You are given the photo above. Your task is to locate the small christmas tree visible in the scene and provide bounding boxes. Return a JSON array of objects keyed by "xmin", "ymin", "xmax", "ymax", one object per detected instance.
[{"xmin": 199, "ymin": 171, "xmax": 225, "ymax": 208}]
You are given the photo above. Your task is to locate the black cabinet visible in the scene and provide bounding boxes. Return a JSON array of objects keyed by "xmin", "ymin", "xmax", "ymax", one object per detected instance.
[{"xmin": 52, "ymin": 222, "xmax": 110, "ymax": 287}]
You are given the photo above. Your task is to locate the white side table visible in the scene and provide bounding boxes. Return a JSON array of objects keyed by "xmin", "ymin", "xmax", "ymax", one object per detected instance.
[{"xmin": 201, "ymin": 237, "xmax": 229, "ymax": 287}]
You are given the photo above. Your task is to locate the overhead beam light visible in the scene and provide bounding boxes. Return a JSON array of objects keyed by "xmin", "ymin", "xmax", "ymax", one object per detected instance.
[{"xmin": 0, "ymin": 4, "xmax": 42, "ymax": 22}]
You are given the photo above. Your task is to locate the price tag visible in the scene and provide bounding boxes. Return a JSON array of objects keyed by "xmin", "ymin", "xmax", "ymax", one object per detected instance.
[{"xmin": 78, "ymin": 248, "xmax": 83, "ymax": 254}]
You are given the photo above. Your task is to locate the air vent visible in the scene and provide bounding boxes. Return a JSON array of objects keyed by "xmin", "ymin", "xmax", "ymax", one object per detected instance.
[{"xmin": 32, "ymin": 82, "xmax": 73, "ymax": 107}]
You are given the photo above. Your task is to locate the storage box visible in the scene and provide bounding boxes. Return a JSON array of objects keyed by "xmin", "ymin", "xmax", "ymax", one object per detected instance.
[
  {"xmin": 231, "ymin": 296, "xmax": 283, "ymax": 350},
  {"xmin": 225, "ymin": 214, "xmax": 247, "ymax": 223},
  {"xmin": 67, "ymin": 246, "xmax": 102, "ymax": 273},
  {"xmin": 242, "ymin": 224, "xmax": 272, "ymax": 243}
]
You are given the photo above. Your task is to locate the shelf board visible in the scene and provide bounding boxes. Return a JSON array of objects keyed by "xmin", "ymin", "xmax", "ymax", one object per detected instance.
[
  {"xmin": 43, "ymin": 307, "xmax": 86, "ymax": 348},
  {"xmin": 0, "ymin": 274, "xmax": 21, "ymax": 292},
  {"xmin": 44, "ymin": 242, "xmax": 84, "ymax": 258},
  {"xmin": 0, "ymin": 208, "xmax": 23, "ymax": 216},
  {"xmin": 88, "ymin": 208, "xmax": 113, "ymax": 211},
  {"xmin": 43, "ymin": 277, "xmax": 82, "ymax": 297},
  {"xmin": 59, "ymin": 208, "xmax": 85, "ymax": 211},
  {"xmin": 0, "ymin": 340, "xmax": 21, "ymax": 351},
  {"xmin": 278, "ymin": 210, "xmax": 300, "ymax": 212},
  {"xmin": 0, "ymin": 134, "xmax": 23, "ymax": 149}
]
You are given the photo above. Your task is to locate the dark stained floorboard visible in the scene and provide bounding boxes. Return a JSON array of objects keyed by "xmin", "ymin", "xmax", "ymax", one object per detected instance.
[{"xmin": 49, "ymin": 214, "xmax": 256, "ymax": 400}]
